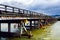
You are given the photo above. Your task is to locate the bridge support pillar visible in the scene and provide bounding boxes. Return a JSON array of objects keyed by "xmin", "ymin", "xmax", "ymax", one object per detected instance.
[
  {"xmin": 40, "ymin": 19, "xmax": 46, "ymax": 28},
  {"xmin": 18, "ymin": 23, "xmax": 21, "ymax": 37},
  {"xmin": 0, "ymin": 23, "xmax": 1, "ymax": 40},
  {"xmin": 34, "ymin": 20, "xmax": 40, "ymax": 29},
  {"xmin": 30, "ymin": 20, "xmax": 32, "ymax": 30},
  {"xmin": 43, "ymin": 19, "xmax": 48, "ymax": 26},
  {"xmin": 45, "ymin": 19, "xmax": 51, "ymax": 25},
  {"xmin": 34, "ymin": 20, "xmax": 38, "ymax": 29},
  {"xmin": 44, "ymin": 19, "xmax": 46, "ymax": 26},
  {"xmin": 0, "ymin": 23, "xmax": 1, "ymax": 32},
  {"xmin": 34, "ymin": 21, "xmax": 36, "ymax": 29},
  {"xmin": 8, "ymin": 23, "xmax": 11, "ymax": 32},
  {"xmin": 44, "ymin": 19, "xmax": 47, "ymax": 25},
  {"xmin": 38, "ymin": 20, "xmax": 41, "ymax": 28},
  {"xmin": 34, "ymin": 21, "xmax": 35, "ymax": 28}
]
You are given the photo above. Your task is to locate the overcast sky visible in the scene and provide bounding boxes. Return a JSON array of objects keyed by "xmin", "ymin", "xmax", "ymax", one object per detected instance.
[{"xmin": 0, "ymin": 0, "xmax": 60, "ymax": 15}]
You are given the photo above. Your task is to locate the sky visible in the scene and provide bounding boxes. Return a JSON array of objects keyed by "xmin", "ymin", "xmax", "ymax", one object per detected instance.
[{"xmin": 0, "ymin": 0, "xmax": 60, "ymax": 15}]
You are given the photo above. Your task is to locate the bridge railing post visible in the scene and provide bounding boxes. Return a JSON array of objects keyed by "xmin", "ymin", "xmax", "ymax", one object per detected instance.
[
  {"xmin": 12, "ymin": 7, "xmax": 14, "ymax": 13},
  {"xmin": 5, "ymin": 5, "xmax": 7, "ymax": 12}
]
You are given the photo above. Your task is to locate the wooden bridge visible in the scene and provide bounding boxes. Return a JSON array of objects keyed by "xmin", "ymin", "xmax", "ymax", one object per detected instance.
[{"xmin": 0, "ymin": 4, "xmax": 56, "ymax": 38}]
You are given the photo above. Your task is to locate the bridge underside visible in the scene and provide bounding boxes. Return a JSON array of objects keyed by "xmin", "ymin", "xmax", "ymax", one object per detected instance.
[{"xmin": 0, "ymin": 19, "xmax": 39, "ymax": 23}]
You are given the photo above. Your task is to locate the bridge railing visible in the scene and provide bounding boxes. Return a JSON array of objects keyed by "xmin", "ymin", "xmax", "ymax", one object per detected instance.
[{"xmin": 0, "ymin": 4, "xmax": 52, "ymax": 19}]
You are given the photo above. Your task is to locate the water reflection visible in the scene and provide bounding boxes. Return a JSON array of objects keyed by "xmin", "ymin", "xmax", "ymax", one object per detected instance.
[
  {"xmin": 1, "ymin": 23, "xmax": 8, "ymax": 32},
  {"xmin": 1, "ymin": 23, "xmax": 19, "ymax": 32},
  {"xmin": 1, "ymin": 21, "xmax": 60, "ymax": 40},
  {"xmin": 1, "ymin": 37, "xmax": 7, "ymax": 40}
]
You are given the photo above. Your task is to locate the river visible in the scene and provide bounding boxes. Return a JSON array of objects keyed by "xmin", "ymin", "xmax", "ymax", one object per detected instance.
[{"xmin": 1, "ymin": 21, "xmax": 60, "ymax": 40}]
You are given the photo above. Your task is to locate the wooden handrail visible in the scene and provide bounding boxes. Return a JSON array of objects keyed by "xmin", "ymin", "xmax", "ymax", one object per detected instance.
[{"xmin": 0, "ymin": 4, "xmax": 53, "ymax": 19}]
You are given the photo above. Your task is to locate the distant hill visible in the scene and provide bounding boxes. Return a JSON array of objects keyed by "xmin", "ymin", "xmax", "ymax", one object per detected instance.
[
  {"xmin": 51, "ymin": 15, "xmax": 60, "ymax": 16},
  {"xmin": 50, "ymin": 15, "xmax": 60, "ymax": 18},
  {"xmin": 51, "ymin": 15, "xmax": 60, "ymax": 21},
  {"xmin": 53, "ymin": 15, "xmax": 60, "ymax": 16}
]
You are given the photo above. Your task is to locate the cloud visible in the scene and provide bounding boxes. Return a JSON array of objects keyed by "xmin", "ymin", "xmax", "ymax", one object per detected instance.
[
  {"xmin": 0, "ymin": 0, "xmax": 11, "ymax": 3},
  {"xmin": 0, "ymin": 0, "xmax": 34, "ymax": 5},
  {"xmin": 27, "ymin": 0, "xmax": 60, "ymax": 15},
  {"xmin": 0, "ymin": 0, "xmax": 60, "ymax": 15}
]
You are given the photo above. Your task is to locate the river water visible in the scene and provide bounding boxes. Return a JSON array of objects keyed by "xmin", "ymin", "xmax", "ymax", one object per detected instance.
[{"xmin": 1, "ymin": 21, "xmax": 60, "ymax": 40}]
